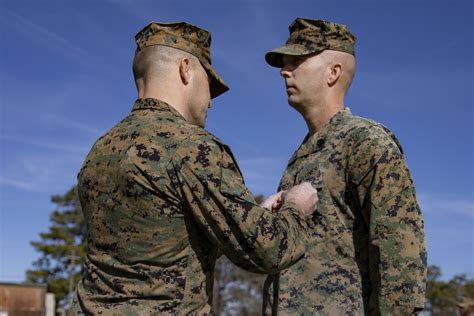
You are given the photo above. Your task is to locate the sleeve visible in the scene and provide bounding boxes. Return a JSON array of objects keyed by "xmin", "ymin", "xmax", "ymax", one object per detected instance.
[
  {"xmin": 352, "ymin": 133, "xmax": 427, "ymax": 314},
  {"xmin": 169, "ymin": 135, "xmax": 310, "ymax": 274}
]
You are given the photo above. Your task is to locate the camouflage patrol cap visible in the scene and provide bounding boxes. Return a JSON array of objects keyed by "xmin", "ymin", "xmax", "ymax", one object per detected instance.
[
  {"xmin": 135, "ymin": 22, "xmax": 229, "ymax": 99},
  {"xmin": 265, "ymin": 18, "xmax": 356, "ymax": 68}
]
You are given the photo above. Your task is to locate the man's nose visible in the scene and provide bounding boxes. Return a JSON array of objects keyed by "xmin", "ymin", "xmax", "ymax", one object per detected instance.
[{"xmin": 280, "ymin": 66, "xmax": 291, "ymax": 78}]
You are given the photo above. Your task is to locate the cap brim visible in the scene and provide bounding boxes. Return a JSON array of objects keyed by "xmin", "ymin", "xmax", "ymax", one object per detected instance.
[
  {"xmin": 201, "ymin": 61, "xmax": 229, "ymax": 99},
  {"xmin": 265, "ymin": 45, "xmax": 322, "ymax": 68}
]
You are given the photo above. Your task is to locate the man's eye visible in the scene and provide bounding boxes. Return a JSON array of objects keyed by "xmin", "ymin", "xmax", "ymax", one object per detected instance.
[{"xmin": 294, "ymin": 57, "xmax": 304, "ymax": 64}]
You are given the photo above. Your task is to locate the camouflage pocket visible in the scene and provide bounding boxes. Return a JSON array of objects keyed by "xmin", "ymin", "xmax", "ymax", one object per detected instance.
[
  {"xmin": 293, "ymin": 166, "xmax": 330, "ymax": 236},
  {"xmin": 219, "ymin": 163, "xmax": 255, "ymax": 203},
  {"xmin": 295, "ymin": 166, "xmax": 324, "ymax": 190},
  {"xmin": 220, "ymin": 164, "xmax": 244, "ymax": 196}
]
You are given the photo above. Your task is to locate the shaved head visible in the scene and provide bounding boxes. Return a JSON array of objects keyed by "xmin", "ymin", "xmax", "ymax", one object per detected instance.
[
  {"xmin": 322, "ymin": 50, "xmax": 356, "ymax": 95},
  {"xmin": 132, "ymin": 45, "xmax": 199, "ymax": 85},
  {"xmin": 132, "ymin": 45, "xmax": 212, "ymax": 128}
]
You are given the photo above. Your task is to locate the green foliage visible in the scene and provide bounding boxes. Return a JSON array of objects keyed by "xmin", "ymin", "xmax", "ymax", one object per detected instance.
[
  {"xmin": 426, "ymin": 265, "xmax": 474, "ymax": 315},
  {"xmin": 26, "ymin": 186, "xmax": 85, "ymax": 307}
]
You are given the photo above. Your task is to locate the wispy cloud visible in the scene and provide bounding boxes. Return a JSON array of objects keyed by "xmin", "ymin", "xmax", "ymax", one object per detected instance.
[
  {"xmin": 43, "ymin": 114, "xmax": 103, "ymax": 136},
  {"xmin": 1, "ymin": 8, "xmax": 128, "ymax": 81},
  {"xmin": 0, "ymin": 177, "xmax": 38, "ymax": 192},
  {"xmin": 0, "ymin": 141, "xmax": 84, "ymax": 193},
  {"xmin": 0, "ymin": 134, "xmax": 91, "ymax": 154},
  {"xmin": 418, "ymin": 192, "xmax": 474, "ymax": 220},
  {"xmin": 0, "ymin": 153, "xmax": 81, "ymax": 193},
  {"xmin": 2, "ymin": 9, "xmax": 91, "ymax": 66}
]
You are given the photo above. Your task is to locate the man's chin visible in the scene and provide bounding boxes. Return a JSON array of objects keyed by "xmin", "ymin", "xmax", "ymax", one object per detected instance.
[
  {"xmin": 288, "ymin": 99, "xmax": 308, "ymax": 116},
  {"xmin": 288, "ymin": 98, "xmax": 302, "ymax": 108}
]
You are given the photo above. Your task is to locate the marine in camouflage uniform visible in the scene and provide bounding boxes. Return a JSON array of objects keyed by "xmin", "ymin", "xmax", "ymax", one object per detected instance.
[
  {"xmin": 262, "ymin": 18, "xmax": 427, "ymax": 315},
  {"xmin": 70, "ymin": 22, "xmax": 317, "ymax": 315}
]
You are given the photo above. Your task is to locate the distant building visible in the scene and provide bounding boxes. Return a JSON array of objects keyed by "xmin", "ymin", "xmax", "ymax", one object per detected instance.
[{"xmin": 0, "ymin": 282, "xmax": 54, "ymax": 316}]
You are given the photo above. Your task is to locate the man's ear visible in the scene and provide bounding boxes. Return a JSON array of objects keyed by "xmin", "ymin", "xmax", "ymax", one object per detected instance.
[
  {"xmin": 179, "ymin": 58, "xmax": 191, "ymax": 85},
  {"xmin": 327, "ymin": 63, "xmax": 342, "ymax": 87}
]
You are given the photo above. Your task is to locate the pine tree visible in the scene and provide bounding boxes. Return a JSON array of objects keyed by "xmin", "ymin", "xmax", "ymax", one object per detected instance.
[{"xmin": 26, "ymin": 186, "xmax": 86, "ymax": 307}]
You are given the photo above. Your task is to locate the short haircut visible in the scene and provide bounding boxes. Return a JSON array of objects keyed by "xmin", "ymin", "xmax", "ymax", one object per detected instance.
[
  {"xmin": 324, "ymin": 50, "xmax": 356, "ymax": 95},
  {"xmin": 132, "ymin": 45, "xmax": 199, "ymax": 82}
]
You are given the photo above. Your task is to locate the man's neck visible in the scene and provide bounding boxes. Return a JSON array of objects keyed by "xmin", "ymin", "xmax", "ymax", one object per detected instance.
[
  {"xmin": 302, "ymin": 102, "xmax": 344, "ymax": 136},
  {"xmin": 138, "ymin": 87, "xmax": 190, "ymax": 122}
]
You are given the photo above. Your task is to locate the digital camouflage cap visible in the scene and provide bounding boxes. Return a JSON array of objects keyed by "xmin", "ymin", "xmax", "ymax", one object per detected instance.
[
  {"xmin": 135, "ymin": 21, "xmax": 229, "ymax": 99},
  {"xmin": 265, "ymin": 18, "xmax": 356, "ymax": 68}
]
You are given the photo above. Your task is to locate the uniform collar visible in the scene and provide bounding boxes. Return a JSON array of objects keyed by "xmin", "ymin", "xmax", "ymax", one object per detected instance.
[
  {"xmin": 288, "ymin": 107, "xmax": 352, "ymax": 165},
  {"xmin": 131, "ymin": 98, "xmax": 187, "ymax": 121}
]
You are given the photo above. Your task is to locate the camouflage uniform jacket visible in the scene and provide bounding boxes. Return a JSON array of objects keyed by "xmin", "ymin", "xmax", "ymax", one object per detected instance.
[
  {"xmin": 263, "ymin": 108, "xmax": 427, "ymax": 315},
  {"xmin": 72, "ymin": 98, "xmax": 310, "ymax": 315}
]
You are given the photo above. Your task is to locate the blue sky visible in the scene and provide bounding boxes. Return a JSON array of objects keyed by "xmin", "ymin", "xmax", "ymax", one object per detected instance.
[{"xmin": 0, "ymin": 0, "xmax": 472, "ymax": 282}]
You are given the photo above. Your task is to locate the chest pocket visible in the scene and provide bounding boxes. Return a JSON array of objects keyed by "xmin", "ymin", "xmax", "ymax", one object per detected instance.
[
  {"xmin": 293, "ymin": 162, "xmax": 333, "ymax": 242},
  {"xmin": 295, "ymin": 158, "xmax": 324, "ymax": 190}
]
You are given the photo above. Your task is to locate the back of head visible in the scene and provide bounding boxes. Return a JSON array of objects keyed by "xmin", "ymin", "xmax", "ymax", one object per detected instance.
[
  {"xmin": 133, "ymin": 21, "xmax": 229, "ymax": 99},
  {"xmin": 132, "ymin": 43, "xmax": 213, "ymax": 128},
  {"xmin": 132, "ymin": 45, "xmax": 197, "ymax": 89}
]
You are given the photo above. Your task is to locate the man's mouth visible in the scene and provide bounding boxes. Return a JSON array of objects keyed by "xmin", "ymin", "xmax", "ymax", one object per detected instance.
[
  {"xmin": 286, "ymin": 85, "xmax": 296, "ymax": 93},
  {"xmin": 285, "ymin": 81, "xmax": 295, "ymax": 89}
]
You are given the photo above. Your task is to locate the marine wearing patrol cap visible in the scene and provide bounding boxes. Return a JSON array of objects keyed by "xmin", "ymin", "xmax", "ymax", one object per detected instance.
[
  {"xmin": 262, "ymin": 17, "xmax": 426, "ymax": 315},
  {"xmin": 265, "ymin": 18, "xmax": 356, "ymax": 68},
  {"xmin": 135, "ymin": 22, "xmax": 229, "ymax": 99},
  {"xmin": 71, "ymin": 19, "xmax": 319, "ymax": 315}
]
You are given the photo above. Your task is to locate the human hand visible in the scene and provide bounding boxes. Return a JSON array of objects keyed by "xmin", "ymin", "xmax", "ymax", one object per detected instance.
[
  {"xmin": 260, "ymin": 191, "xmax": 286, "ymax": 213},
  {"xmin": 284, "ymin": 182, "xmax": 318, "ymax": 219}
]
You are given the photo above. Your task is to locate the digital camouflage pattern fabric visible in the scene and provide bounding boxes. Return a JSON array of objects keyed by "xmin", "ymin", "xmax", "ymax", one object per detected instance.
[
  {"xmin": 263, "ymin": 108, "xmax": 427, "ymax": 315},
  {"xmin": 135, "ymin": 22, "xmax": 228, "ymax": 98},
  {"xmin": 70, "ymin": 98, "xmax": 311, "ymax": 315},
  {"xmin": 265, "ymin": 18, "xmax": 356, "ymax": 68}
]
